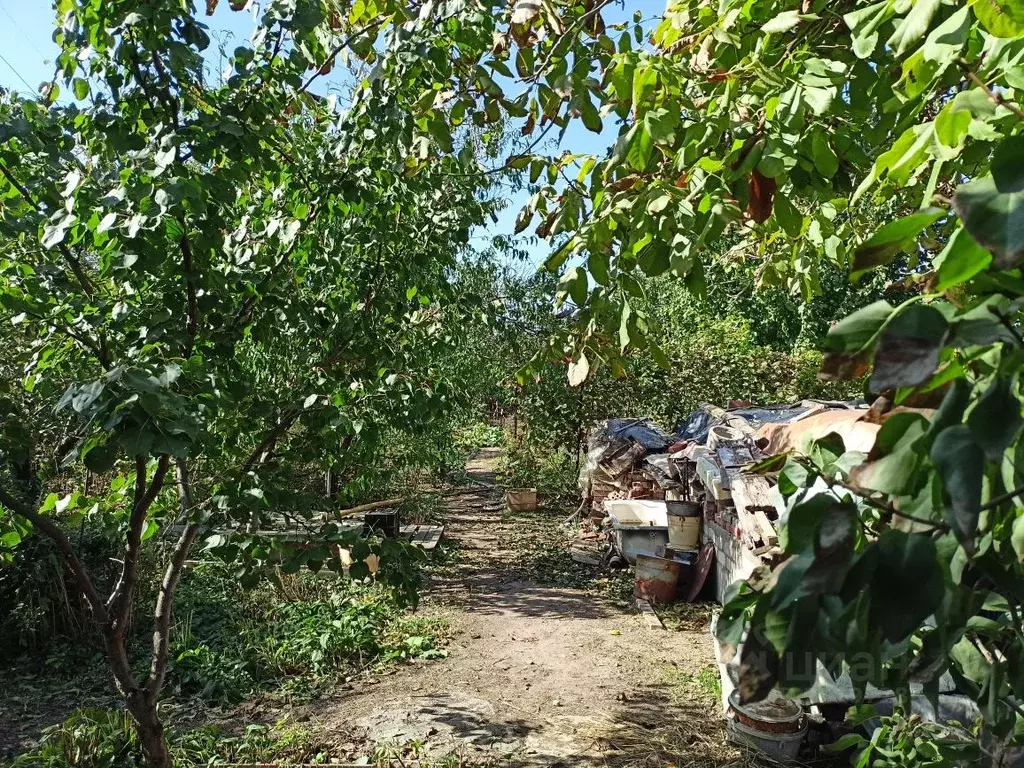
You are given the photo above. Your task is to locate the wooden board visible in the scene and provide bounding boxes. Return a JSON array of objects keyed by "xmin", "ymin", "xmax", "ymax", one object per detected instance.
[
  {"xmin": 399, "ymin": 524, "xmax": 444, "ymax": 552},
  {"xmin": 753, "ymin": 509, "xmax": 779, "ymax": 546},
  {"xmin": 728, "ymin": 472, "xmax": 778, "ymax": 547},
  {"xmin": 635, "ymin": 598, "xmax": 665, "ymax": 630}
]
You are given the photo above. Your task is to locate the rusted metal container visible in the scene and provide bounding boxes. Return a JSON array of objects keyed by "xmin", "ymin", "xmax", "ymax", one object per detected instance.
[
  {"xmin": 633, "ymin": 554, "xmax": 681, "ymax": 604},
  {"xmin": 506, "ymin": 488, "xmax": 538, "ymax": 511},
  {"xmin": 726, "ymin": 690, "xmax": 806, "ymax": 763}
]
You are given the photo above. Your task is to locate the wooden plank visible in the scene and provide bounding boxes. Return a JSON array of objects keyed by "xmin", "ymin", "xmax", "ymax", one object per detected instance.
[
  {"xmin": 734, "ymin": 507, "xmax": 763, "ymax": 549},
  {"xmin": 399, "ymin": 524, "xmax": 443, "ymax": 551},
  {"xmin": 336, "ymin": 497, "xmax": 405, "ymax": 520},
  {"xmin": 753, "ymin": 509, "xmax": 779, "ymax": 546},
  {"xmin": 570, "ymin": 550, "xmax": 602, "ymax": 566},
  {"xmin": 420, "ymin": 526, "xmax": 443, "ymax": 552},
  {"xmin": 635, "ymin": 598, "xmax": 665, "ymax": 630}
]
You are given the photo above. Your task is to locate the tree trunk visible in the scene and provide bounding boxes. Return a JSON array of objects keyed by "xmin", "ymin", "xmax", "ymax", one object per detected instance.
[{"xmin": 126, "ymin": 692, "xmax": 170, "ymax": 768}]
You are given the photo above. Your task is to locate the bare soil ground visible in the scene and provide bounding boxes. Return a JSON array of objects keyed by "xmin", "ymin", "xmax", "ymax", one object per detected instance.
[{"xmin": 309, "ymin": 448, "xmax": 732, "ymax": 766}]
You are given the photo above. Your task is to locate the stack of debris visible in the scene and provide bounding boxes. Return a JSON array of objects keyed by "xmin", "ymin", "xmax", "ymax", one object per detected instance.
[
  {"xmin": 578, "ymin": 418, "xmax": 678, "ymax": 516},
  {"xmin": 575, "ymin": 400, "xmax": 867, "ymax": 602}
]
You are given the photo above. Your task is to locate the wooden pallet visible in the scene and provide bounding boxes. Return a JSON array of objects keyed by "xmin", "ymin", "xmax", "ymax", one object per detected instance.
[{"xmin": 400, "ymin": 524, "xmax": 444, "ymax": 553}]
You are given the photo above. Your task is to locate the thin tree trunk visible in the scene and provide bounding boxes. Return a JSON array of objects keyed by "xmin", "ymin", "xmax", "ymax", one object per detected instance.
[{"xmin": 125, "ymin": 692, "xmax": 170, "ymax": 768}]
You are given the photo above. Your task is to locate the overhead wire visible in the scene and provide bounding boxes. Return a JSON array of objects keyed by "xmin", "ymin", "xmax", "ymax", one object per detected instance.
[
  {"xmin": 0, "ymin": 0, "xmax": 48, "ymax": 94},
  {"xmin": 0, "ymin": 51, "xmax": 36, "ymax": 93}
]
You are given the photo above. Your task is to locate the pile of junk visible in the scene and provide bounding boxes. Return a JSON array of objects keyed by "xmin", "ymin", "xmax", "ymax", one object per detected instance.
[
  {"xmin": 571, "ymin": 400, "xmax": 991, "ymax": 764},
  {"xmin": 575, "ymin": 401, "xmax": 868, "ymax": 606}
]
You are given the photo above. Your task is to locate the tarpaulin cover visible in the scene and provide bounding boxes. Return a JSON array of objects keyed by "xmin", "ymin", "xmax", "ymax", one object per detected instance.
[{"xmin": 604, "ymin": 418, "xmax": 673, "ymax": 452}]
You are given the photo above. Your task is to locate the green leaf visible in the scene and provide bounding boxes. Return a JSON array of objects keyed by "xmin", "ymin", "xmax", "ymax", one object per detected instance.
[
  {"xmin": 970, "ymin": 0, "xmax": 1024, "ymax": 38},
  {"xmin": 618, "ymin": 299, "xmax": 632, "ymax": 352},
  {"xmin": 844, "ymin": 1, "xmax": 892, "ymax": 58},
  {"xmin": 589, "ymin": 250, "xmax": 610, "ymax": 286},
  {"xmin": 627, "ymin": 124, "xmax": 653, "ymax": 171},
  {"xmin": 869, "ymin": 530, "xmax": 945, "ymax": 643},
  {"xmin": 631, "ymin": 64, "xmax": 658, "ymax": 116},
  {"xmin": 773, "ymin": 194, "xmax": 804, "ymax": 237},
  {"xmin": 953, "ymin": 174, "xmax": 1024, "ymax": 268},
  {"xmin": 761, "ymin": 10, "xmax": 802, "ymax": 33},
  {"xmin": 649, "ymin": 341, "xmax": 670, "ymax": 370},
  {"xmin": 968, "ymin": 376, "xmax": 1022, "ymax": 460},
  {"xmin": 951, "ymin": 635, "xmax": 991, "ymax": 684},
  {"xmin": 72, "ymin": 78, "xmax": 89, "ymax": 100},
  {"xmin": 811, "ymin": 133, "xmax": 839, "ymax": 178},
  {"xmin": 1012, "ymin": 515, "xmax": 1024, "ymax": 560},
  {"xmin": 823, "ymin": 300, "xmax": 895, "ymax": 352},
  {"xmin": 993, "ymin": 133, "xmax": 1024, "ymax": 193},
  {"xmin": 558, "ymin": 267, "xmax": 588, "ymax": 306},
  {"xmin": 83, "ymin": 444, "xmax": 117, "ymax": 473},
  {"xmin": 934, "ymin": 101, "xmax": 972, "ymax": 150},
  {"xmin": 933, "ymin": 227, "xmax": 992, "ymax": 291},
  {"xmin": 647, "ymin": 193, "xmax": 671, "ymax": 214},
  {"xmin": 850, "ymin": 415, "xmax": 927, "ymax": 495},
  {"xmin": 580, "ymin": 95, "xmax": 602, "ymax": 133},
  {"xmin": 851, "ymin": 208, "xmax": 945, "ymax": 280},
  {"xmin": 931, "ymin": 425, "xmax": 985, "ymax": 550},
  {"xmin": 887, "ymin": 0, "xmax": 942, "ymax": 56},
  {"xmin": 869, "ymin": 304, "xmax": 948, "ymax": 392},
  {"xmin": 638, "ymin": 240, "xmax": 670, "ymax": 276}
]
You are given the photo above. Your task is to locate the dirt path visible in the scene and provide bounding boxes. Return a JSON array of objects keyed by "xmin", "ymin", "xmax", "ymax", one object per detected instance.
[{"xmin": 317, "ymin": 448, "xmax": 724, "ymax": 766}]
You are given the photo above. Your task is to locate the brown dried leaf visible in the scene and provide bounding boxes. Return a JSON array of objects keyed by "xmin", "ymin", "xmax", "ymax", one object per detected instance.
[{"xmin": 747, "ymin": 170, "xmax": 777, "ymax": 224}]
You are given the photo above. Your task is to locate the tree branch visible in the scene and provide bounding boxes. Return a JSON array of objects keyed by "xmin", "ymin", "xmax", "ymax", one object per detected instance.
[
  {"xmin": 296, "ymin": 18, "xmax": 388, "ymax": 97},
  {"xmin": 146, "ymin": 459, "xmax": 199, "ymax": 704},
  {"xmin": 957, "ymin": 60, "xmax": 1024, "ymax": 122},
  {"xmin": 108, "ymin": 456, "xmax": 171, "ymax": 631},
  {"xmin": 0, "ymin": 484, "xmax": 108, "ymax": 625},
  {"xmin": 980, "ymin": 484, "xmax": 1024, "ymax": 513},
  {"xmin": 179, "ymin": 230, "xmax": 199, "ymax": 356},
  {"xmin": 241, "ymin": 410, "xmax": 300, "ymax": 473}
]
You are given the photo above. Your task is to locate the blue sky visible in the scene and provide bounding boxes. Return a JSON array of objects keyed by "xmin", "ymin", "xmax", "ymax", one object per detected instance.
[{"xmin": 0, "ymin": 0, "xmax": 664, "ymax": 272}]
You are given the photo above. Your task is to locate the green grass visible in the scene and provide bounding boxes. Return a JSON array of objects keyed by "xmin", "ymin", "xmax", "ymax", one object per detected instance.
[{"xmin": 664, "ymin": 664, "xmax": 722, "ymax": 705}]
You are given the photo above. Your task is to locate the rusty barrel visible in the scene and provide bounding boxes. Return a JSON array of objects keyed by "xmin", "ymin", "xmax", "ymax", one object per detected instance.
[{"xmin": 634, "ymin": 554, "xmax": 682, "ymax": 604}]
